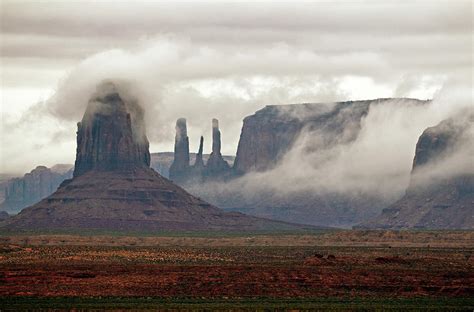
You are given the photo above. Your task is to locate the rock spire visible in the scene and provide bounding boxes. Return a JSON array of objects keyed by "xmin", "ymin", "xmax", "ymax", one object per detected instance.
[
  {"xmin": 169, "ymin": 118, "xmax": 190, "ymax": 182},
  {"xmin": 194, "ymin": 136, "xmax": 205, "ymax": 168},
  {"xmin": 205, "ymin": 118, "xmax": 230, "ymax": 178}
]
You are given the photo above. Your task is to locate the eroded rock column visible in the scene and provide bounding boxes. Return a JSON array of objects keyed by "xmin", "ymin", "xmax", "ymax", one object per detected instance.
[{"xmin": 169, "ymin": 118, "xmax": 190, "ymax": 182}]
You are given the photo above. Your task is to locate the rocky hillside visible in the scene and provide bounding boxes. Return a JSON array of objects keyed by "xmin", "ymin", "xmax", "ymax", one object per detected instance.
[
  {"xmin": 359, "ymin": 115, "xmax": 473, "ymax": 229},
  {"xmin": 2, "ymin": 81, "xmax": 305, "ymax": 232},
  {"xmin": 1, "ymin": 165, "xmax": 73, "ymax": 214}
]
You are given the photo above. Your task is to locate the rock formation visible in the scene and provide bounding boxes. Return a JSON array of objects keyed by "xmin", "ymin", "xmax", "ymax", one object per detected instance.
[
  {"xmin": 194, "ymin": 136, "xmax": 205, "ymax": 168},
  {"xmin": 233, "ymin": 105, "xmax": 305, "ymax": 174},
  {"xmin": 150, "ymin": 152, "xmax": 235, "ymax": 179},
  {"xmin": 204, "ymin": 119, "xmax": 231, "ymax": 178},
  {"xmin": 168, "ymin": 118, "xmax": 232, "ymax": 182},
  {"xmin": 232, "ymin": 99, "xmax": 389, "ymax": 174},
  {"xmin": 73, "ymin": 82, "xmax": 150, "ymax": 177},
  {"xmin": 1, "ymin": 165, "xmax": 73, "ymax": 214},
  {"xmin": 2, "ymin": 81, "xmax": 304, "ymax": 232},
  {"xmin": 188, "ymin": 99, "xmax": 430, "ymax": 228},
  {"xmin": 359, "ymin": 115, "xmax": 474, "ymax": 229},
  {"xmin": 191, "ymin": 136, "xmax": 206, "ymax": 177},
  {"xmin": 169, "ymin": 118, "xmax": 190, "ymax": 182}
]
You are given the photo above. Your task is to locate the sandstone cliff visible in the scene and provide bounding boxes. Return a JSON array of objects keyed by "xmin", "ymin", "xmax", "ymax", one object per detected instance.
[
  {"xmin": 233, "ymin": 99, "xmax": 387, "ymax": 174},
  {"xmin": 73, "ymin": 82, "xmax": 150, "ymax": 177},
  {"xmin": 359, "ymin": 115, "xmax": 474, "ymax": 229},
  {"xmin": 1, "ymin": 165, "xmax": 73, "ymax": 214},
  {"xmin": 2, "ymin": 81, "xmax": 304, "ymax": 232}
]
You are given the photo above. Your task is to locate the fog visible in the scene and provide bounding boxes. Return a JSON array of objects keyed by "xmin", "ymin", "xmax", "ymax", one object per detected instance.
[
  {"xmin": 409, "ymin": 110, "xmax": 474, "ymax": 189},
  {"xmin": 187, "ymin": 83, "xmax": 472, "ymax": 206}
]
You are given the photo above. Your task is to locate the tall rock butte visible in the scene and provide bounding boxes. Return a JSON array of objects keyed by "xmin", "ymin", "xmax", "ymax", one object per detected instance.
[
  {"xmin": 73, "ymin": 85, "xmax": 150, "ymax": 177},
  {"xmin": 169, "ymin": 118, "xmax": 190, "ymax": 182},
  {"xmin": 3, "ymin": 81, "xmax": 302, "ymax": 232}
]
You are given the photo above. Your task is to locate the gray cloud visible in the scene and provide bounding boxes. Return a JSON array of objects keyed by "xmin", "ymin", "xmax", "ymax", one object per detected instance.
[{"xmin": 3, "ymin": 1, "xmax": 470, "ymax": 36}]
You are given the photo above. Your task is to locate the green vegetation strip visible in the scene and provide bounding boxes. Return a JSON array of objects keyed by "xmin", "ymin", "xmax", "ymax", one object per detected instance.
[{"xmin": 0, "ymin": 297, "xmax": 473, "ymax": 311}]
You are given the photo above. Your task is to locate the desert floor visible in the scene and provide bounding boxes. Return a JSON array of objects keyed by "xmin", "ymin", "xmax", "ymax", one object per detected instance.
[{"xmin": 0, "ymin": 230, "xmax": 473, "ymax": 310}]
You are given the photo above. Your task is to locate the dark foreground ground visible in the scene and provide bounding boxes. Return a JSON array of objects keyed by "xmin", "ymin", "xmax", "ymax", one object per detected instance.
[{"xmin": 0, "ymin": 230, "xmax": 473, "ymax": 311}]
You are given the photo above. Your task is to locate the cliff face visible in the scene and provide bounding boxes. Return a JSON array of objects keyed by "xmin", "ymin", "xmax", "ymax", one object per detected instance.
[
  {"xmin": 233, "ymin": 105, "xmax": 304, "ymax": 174},
  {"xmin": 411, "ymin": 119, "xmax": 465, "ymax": 169},
  {"xmin": 3, "ymin": 81, "xmax": 300, "ymax": 232},
  {"xmin": 1, "ymin": 165, "xmax": 73, "ymax": 214},
  {"xmin": 360, "ymin": 115, "xmax": 474, "ymax": 229},
  {"xmin": 233, "ymin": 100, "xmax": 382, "ymax": 174}
]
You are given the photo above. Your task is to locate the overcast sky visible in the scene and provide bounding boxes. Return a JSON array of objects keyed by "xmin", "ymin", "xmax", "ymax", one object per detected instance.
[{"xmin": 1, "ymin": 0, "xmax": 472, "ymax": 174}]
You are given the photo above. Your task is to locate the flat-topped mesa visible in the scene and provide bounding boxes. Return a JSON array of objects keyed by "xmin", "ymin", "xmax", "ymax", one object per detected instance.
[
  {"xmin": 169, "ymin": 118, "xmax": 190, "ymax": 182},
  {"xmin": 232, "ymin": 99, "xmax": 429, "ymax": 175},
  {"xmin": 204, "ymin": 118, "xmax": 230, "ymax": 178},
  {"xmin": 73, "ymin": 82, "xmax": 150, "ymax": 177}
]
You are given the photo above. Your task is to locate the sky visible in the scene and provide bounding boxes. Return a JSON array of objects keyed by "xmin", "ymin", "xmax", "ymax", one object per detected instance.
[{"xmin": 0, "ymin": 0, "xmax": 472, "ymax": 174}]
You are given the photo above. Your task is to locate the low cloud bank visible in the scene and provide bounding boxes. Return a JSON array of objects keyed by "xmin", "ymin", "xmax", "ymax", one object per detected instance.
[{"xmin": 189, "ymin": 82, "xmax": 472, "ymax": 205}]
